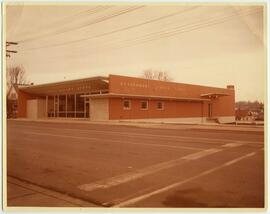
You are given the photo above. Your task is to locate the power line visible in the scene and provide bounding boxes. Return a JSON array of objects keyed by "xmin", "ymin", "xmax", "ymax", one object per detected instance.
[
  {"xmin": 106, "ymin": 8, "xmax": 261, "ymax": 51},
  {"xmin": 57, "ymin": 8, "xmax": 260, "ymax": 59},
  {"xmin": 18, "ymin": 6, "xmax": 114, "ymax": 43},
  {"xmin": 21, "ymin": 6, "xmax": 199, "ymax": 51},
  {"xmin": 18, "ymin": 6, "xmax": 145, "ymax": 44},
  {"xmin": 40, "ymin": 6, "xmax": 113, "ymax": 28},
  {"xmin": 18, "ymin": 8, "xmax": 260, "ymax": 63}
]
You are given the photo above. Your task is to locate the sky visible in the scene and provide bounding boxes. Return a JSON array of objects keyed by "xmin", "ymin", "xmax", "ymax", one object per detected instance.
[{"xmin": 5, "ymin": 3, "xmax": 266, "ymax": 102}]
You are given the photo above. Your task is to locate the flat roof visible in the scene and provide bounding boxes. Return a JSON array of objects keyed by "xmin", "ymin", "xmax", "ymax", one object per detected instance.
[
  {"xmin": 19, "ymin": 76, "xmax": 108, "ymax": 90},
  {"xmin": 82, "ymin": 93, "xmax": 210, "ymax": 102},
  {"xmin": 18, "ymin": 74, "xmax": 233, "ymax": 97},
  {"xmin": 19, "ymin": 76, "xmax": 109, "ymax": 95},
  {"xmin": 109, "ymin": 74, "xmax": 232, "ymax": 91}
]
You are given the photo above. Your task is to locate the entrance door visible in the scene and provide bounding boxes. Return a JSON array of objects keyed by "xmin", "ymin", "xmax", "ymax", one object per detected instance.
[
  {"xmin": 54, "ymin": 95, "xmax": 59, "ymax": 117},
  {"xmin": 85, "ymin": 103, "xmax": 90, "ymax": 118},
  {"xmin": 208, "ymin": 103, "xmax": 212, "ymax": 118}
]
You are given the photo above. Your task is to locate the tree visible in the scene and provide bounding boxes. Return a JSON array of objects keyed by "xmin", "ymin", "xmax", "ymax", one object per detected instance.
[
  {"xmin": 6, "ymin": 65, "xmax": 30, "ymax": 95},
  {"xmin": 6, "ymin": 65, "xmax": 31, "ymax": 118},
  {"xmin": 141, "ymin": 69, "xmax": 172, "ymax": 81}
]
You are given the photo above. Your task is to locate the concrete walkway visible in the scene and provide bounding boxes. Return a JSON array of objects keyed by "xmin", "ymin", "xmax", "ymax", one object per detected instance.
[
  {"xmin": 6, "ymin": 176, "xmax": 97, "ymax": 208},
  {"xmin": 8, "ymin": 118, "xmax": 264, "ymax": 133}
]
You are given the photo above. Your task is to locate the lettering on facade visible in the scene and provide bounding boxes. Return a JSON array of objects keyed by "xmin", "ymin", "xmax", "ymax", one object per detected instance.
[
  {"xmin": 120, "ymin": 82, "xmax": 148, "ymax": 88},
  {"xmin": 46, "ymin": 84, "xmax": 93, "ymax": 94},
  {"xmin": 119, "ymin": 81, "xmax": 187, "ymax": 94}
]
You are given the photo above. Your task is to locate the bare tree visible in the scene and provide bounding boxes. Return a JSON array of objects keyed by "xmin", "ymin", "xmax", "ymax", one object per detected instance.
[
  {"xmin": 6, "ymin": 66, "xmax": 31, "ymax": 118},
  {"xmin": 6, "ymin": 65, "xmax": 30, "ymax": 94},
  {"xmin": 141, "ymin": 69, "xmax": 172, "ymax": 81}
]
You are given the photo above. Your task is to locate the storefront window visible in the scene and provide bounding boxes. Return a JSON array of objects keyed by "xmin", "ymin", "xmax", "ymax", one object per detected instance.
[
  {"xmin": 48, "ymin": 96, "xmax": 54, "ymax": 117},
  {"xmin": 67, "ymin": 94, "xmax": 75, "ymax": 111},
  {"xmin": 76, "ymin": 94, "xmax": 84, "ymax": 111},
  {"xmin": 46, "ymin": 93, "xmax": 90, "ymax": 118},
  {"xmin": 59, "ymin": 95, "xmax": 66, "ymax": 117}
]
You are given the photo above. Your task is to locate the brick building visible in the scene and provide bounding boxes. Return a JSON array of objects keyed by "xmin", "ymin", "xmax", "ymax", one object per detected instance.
[{"xmin": 17, "ymin": 74, "xmax": 235, "ymax": 123}]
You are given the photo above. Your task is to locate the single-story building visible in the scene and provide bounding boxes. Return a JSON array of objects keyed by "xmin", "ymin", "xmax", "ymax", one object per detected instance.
[{"xmin": 17, "ymin": 74, "xmax": 235, "ymax": 123}]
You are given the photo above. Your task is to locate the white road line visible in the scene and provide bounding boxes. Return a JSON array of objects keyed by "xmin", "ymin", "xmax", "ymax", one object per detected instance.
[
  {"xmin": 78, "ymin": 158, "xmax": 189, "ymax": 192},
  {"xmin": 78, "ymin": 148, "xmax": 225, "ymax": 192},
  {"xmin": 223, "ymin": 152, "xmax": 256, "ymax": 166},
  {"xmin": 113, "ymin": 151, "xmax": 258, "ymax": 207},
  {"xmin": 22, "ymin": 131, "xmax": 202, "ymax": 151},
  {"xmin": 181, "ymin": 148, "xmax": 222, "ymax": 160},
  {"xmin": 11, "ymin": 124, "xmax": 264, "ymax": 145},
  {"xmin": 221, "ymin": 143, "xmax": 243, "ymax": 148}
]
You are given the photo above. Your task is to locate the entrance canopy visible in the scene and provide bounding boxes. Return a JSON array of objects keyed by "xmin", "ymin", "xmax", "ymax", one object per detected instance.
[
  {"xmin": 83, "ymin": 93, "xmax": 211, "ymax": 102},
  {"xmin": 200, "ymin": 93, "xmax": 229, "ymax": 99},
  {"xmin": 19, "ymin": 76, "xmax": 109, "ymax": 96}
]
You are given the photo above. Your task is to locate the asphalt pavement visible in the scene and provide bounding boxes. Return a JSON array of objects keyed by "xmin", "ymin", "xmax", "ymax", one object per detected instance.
[{"xmin": 6, "ymin": 120, "xmax": 265, "ymax": 209}]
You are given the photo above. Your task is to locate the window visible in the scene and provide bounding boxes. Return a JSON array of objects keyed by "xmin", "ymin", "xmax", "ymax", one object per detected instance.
[
  {"xmin": 157, "ymin": 102, "xmax": 164, "ymax": 110},
  {"xmin": 76, "ymin": 94, "xmax": 84, "ymax": 111},
  {"xmin": 58, "ymin": 95, "xmax": 66, "ymax": 117},
  {"xmin": 67, "ymin": 94, "xmax": 75, "ymax": 111},
  {"xmin": 47, "ymin": 96, "xmax": 54, "ymax": 117},
  {"xmin": 123, "ymin": 100, "xmax": 131, "ymax": 110},
  {"xmin": 141, "ymin": 101, "xmax": 148, "ymax": 110},
  {"xmin": 76, "ymin": 94, "xmax": 86, "ymax": 118}
]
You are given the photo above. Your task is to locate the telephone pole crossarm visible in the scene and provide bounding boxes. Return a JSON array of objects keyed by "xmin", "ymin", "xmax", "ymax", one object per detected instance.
[{"xmin": 6, "ymin": 41, "xmax": 18, "ymax": 57}]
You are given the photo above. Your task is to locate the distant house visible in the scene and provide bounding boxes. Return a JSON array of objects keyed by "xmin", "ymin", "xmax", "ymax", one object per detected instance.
[
  {"xmin": 235, "ymin": 109, "xmax": 254, "ymax": 121},
  {"xmin": 7, "ymin": 83, "xmax": 32, "ymax": 118},
  {"xmin": 7, "ymin": 85, "xmax": 19, "ymax": 118},
  {"xmin": 255, "ymin": 111, "xmax": 264, "ymax": 121}
]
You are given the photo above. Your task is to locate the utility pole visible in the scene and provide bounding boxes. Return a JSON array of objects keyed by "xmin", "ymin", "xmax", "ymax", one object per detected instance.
[{"xmin": 6, "ymin": 41, "xmax": 18, "ymax": 58}]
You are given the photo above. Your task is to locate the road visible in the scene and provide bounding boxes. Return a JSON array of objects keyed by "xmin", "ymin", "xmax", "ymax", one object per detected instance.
[{"xmin": 6, "ymin": 120, "xmax": 265, "ymax": 208}]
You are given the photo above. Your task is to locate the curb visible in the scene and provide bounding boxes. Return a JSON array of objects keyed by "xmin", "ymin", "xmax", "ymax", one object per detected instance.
[
  {"xmin": 7, "ymin": 176, "xmax": 97, "ymax": 207},
  {"xmin": 8, "ymin": 118, "xmax": 264, "ymax": 132}
]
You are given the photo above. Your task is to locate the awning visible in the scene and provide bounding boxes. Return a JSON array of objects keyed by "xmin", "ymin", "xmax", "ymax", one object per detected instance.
[
  {"xmin": 82, "ymin": 93, "xmax": 210, "ymax": 102},
  {"xmin": 200, "ymin": 93, "xmax": 229, "ymax": 98}
]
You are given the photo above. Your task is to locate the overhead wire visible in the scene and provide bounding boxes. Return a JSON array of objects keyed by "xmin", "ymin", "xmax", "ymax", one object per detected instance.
[
  {"xmin": 54, "ymin": 7, "xmax": 260, "ymax": 60},
  {"xmin": 18, "ymin": 6, "xmax": 145, "ymax": 44},
  {"xmin": 17, "ymin": 7, "xmax": 261, "ymax": 64},
  {"xmin": 21, "ymin": 6, "xmax": 199, "ymax": 51},
  {"xmin": 18, "ymin": 6, "xmax": 113, "ymax": 43},
  {"xmin": 42, "ymin": 6, "xmax": 113, "ymax": 28},
  {"xmin": 108, "ymin": 8, "xmax": 261, "ymax": 51}
]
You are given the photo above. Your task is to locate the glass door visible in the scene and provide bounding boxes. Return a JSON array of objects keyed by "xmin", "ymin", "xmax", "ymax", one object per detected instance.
[
  {"xmin": 54, "ymin": 95, "xmax": 59, "ymax": 117},
  {"xmin": 85, "ymin": 103, "xmax": 90, "ymax": 118},
  {"xmin": 208, "ymin": 103, "xmax": 212, "ymax": 118}
]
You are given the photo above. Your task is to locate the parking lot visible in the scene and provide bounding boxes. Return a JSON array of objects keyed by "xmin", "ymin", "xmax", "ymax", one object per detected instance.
[{"xmin": 6, "ymin": 120, "xmax": 265, "ymax": 208}]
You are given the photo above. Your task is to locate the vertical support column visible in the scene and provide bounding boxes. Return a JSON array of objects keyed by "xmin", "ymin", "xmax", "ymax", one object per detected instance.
[
  {"xmin": 57, "ymin": 95, "xmax": 59, "ymax": 117},
  {"xmin": 45, "ymin": 96, "xmax": 48, "ymax": 118},
  {"xmin": 74, "ymin": 93, "xmax": 76, "ymax": 118},
  {"xmin": 84, "ymin": 94, "xmax": 86, "ymax": 118},
  {"xmin": 53, "ymin": 96, "xmax": 55, "ymax": 118},
  {"xmin": 65, "ymin": 94, "xmax": 67, "ymax": 118},
  {"xmin": 201, "ymin": 101, "xmax": 204, "ymax": 123}
]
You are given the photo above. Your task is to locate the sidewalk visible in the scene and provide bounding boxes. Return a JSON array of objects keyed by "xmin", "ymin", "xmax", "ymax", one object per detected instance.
[
  {"xmin": 8, "ymin": 118, "xmax": 264, "ymax": 132},
  {"xmin": 6, "ymin": 176, "xmax": 97, "ymax": 208}
]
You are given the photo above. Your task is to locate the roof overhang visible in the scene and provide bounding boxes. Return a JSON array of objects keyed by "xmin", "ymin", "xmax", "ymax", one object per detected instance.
[
  {"xmin": 82, "ymin": 93, "xmax": 210, "ymax": 102},
  {"xmin": 19, "ymin": 76, "xmax": 109, "ymax": 95},
  {"xmin": 200, "ymin": 93, "xmax": 229, "ymax": 99}
]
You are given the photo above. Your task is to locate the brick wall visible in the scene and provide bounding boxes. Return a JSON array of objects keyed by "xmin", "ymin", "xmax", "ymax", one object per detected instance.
[
  {"xmin": 108, "ymin": 75, "xmax": 235, "ymax": 120},
  {"xmin": 17, "ymin": 90, "xmax": 37, "ymax": 118}
]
